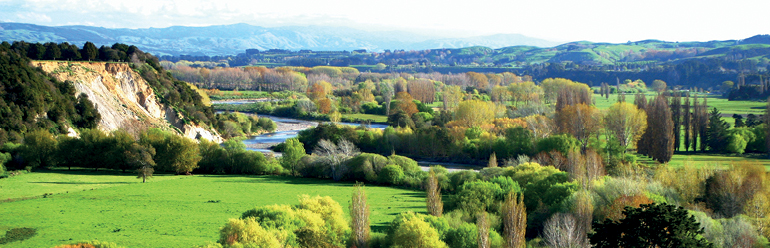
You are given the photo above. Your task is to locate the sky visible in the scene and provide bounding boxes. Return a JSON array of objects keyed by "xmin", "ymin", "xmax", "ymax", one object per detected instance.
[{"xmin": 1, "ymin": 0, "xmax": 768, "ymax": 43}]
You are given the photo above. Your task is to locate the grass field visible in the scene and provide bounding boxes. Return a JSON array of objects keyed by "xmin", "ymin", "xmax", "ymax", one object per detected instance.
[
  {"xmin": 342, "ymin": 113, "xmax": 388, "ymax": 123},
  {"xmin": 636, "ymin": 153, "xmax": 770, "ymax": 170},
  {"xmin": 0, "ymin": 169, "xmax": 426, "ymax": 247},
  {"xmin": 593, "ymin": 92, "xmax": 766, "ymax": 126}
]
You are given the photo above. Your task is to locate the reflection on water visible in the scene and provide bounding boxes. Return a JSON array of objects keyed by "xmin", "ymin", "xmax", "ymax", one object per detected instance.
[{"xmin": 242, "ymin": 115, "xmax": 387, "ymax": 154}]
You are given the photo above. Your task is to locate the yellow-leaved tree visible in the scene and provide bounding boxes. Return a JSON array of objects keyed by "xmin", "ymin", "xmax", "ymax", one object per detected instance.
[
  {"xmin": 603, "ymin": 102, "xmax": 647, "ymax": 150},
  {"xmin": 455, "ymin": 100, "xmax": 496, "ymax": 128}
]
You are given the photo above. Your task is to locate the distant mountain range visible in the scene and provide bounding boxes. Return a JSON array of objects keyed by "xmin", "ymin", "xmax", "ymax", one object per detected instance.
[{"xmin": 0, "ymin": 22, "xmax": 562, "ymax": 56}]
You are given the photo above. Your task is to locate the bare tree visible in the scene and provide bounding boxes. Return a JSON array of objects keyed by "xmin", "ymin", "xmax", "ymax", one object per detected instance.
[
  {"xmin": 477, "ymin": 212, "xmax": 490, "ymax": 248},
  {"xmin": 350, "ymin": 183, "xmax": 370, "ymax": 248},
  {"xmin": 313, "ymin": 139, "xmax": 359, "ymax": 180},
  {"xmin": 502, "ymin": 192, "xmax": 526, "ymax": 248},
  {"xmin": 426, "ymin": 168, "xmax": 443, "ymax": 217},
  {"xmin": 543, "ymin": 213, "xmax": 586, "ymax": 248}
]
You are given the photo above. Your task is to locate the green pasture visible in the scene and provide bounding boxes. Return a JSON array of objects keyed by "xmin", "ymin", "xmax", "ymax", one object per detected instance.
[
  {"xmin": 0, "ymin": 170, "xmax": 426, "ymax": 247},
  {"xmin": 593, "ymin": 93, "xmax": 766, "ymax": 126},
  {"xmin": 636, "ymin": 153, "xmax": 770, "ymax": 170},
  {"xmin": 341, "ymin": 113, "xmax": 388, "ymax": 123}
]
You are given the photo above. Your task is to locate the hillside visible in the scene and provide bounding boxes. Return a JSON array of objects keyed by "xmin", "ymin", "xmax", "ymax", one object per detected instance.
[
  {"xmin": 0, "ymin": 22, "xmax": 561, "ymax": 55},
  {"xmin": 31, "ymin": 61, "xmax": 221, "ymax": 142},
  {"xmin": 0, "ymin": 41, "xmax": 222, "ymax": 143}
]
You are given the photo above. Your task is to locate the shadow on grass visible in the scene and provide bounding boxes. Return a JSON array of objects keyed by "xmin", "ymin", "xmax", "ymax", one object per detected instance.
[
  {"xmin": 371, "ymin": 224, "xmax": 389, "ymax": 233},
  {"xmin": 28, "ymin": 182, "xmax": 132, "ymax": 185}
]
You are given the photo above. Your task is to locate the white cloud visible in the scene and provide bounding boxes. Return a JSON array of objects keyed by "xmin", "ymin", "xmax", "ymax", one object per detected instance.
[
  {"xmin": 16, "ymin": 12, "xmax": 52, "ymax": 23},
  {"xmin": 0, "ymin": 0, "xmax": 768, "ymax": 42}
]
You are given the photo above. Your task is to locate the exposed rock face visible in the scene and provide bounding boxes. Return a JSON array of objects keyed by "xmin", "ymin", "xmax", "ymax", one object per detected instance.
[{"xmin": 33, "ymin": 61, "xmax": 222, "ymax": 143}]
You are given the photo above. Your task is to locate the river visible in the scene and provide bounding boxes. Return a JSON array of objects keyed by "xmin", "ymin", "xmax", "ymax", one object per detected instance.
[{"xmin": 214, "ymin": 100, "xmax": 476, "ymax": 172}]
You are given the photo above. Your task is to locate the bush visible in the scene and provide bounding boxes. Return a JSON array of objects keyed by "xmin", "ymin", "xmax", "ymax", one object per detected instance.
[
  {"xmin": 378, "ymin": 164, "xmax": 404, "ymax": 185},
  {"xmin": 453, "ymin": 181, "xmax": 505, "ymax": 214},
  {"xmin": 0, "ymin": 227, "xmax": 37, "ymax": 245},
  {"xmin": 448, "ymin": 170, "xmax": 481, "ymax": 192},
  {"xmin": 346, "ymin": 153, "xmax": 388, "ymax": 181},
  {"xmin": 388, "ymin": 212, "xmax": 447, "ymax": 248},
  {"xmin": 369, "ymin": 232, "xmax": 389, "ymax": 248},
  {"xmin": 54, "ymin": 240, "xmax": 125, "ymax": 248},
  {"xmin": 446, "ymin": 222, "xmax": 478, "ymax": 248}
]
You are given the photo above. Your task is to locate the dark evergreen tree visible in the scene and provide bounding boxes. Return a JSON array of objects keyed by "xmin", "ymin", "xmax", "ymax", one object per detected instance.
[
  {"xmin": 733, "ymin": 114, "xmax": 745, "ymax": 127},
  {"xmin": 590, "ymin": 203, "xmax": 712, "ymax": 248},
  {"xmin": 28, "ymin": 43, "xmax": 45, "ymax": 60},
  {"xmin": 705, "ymin": 107, "xmax": 729, "ymax": 153},
  {"xmin": 746, "ymin": 113, "xmax": 760, "ymax": 127},
  {"xmin": 80, "ymin": 41, "xmax": 98, "ymax": 61},
  {"xmin": 43, "ymin": 42, "xmax": 61, "ymax": 60}
]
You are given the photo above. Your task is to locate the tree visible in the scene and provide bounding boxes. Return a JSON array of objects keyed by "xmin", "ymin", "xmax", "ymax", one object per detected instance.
[
  {"xmin": 543, "ymin": 213, "xmax": 585, "ymax": 248},
  {"xmin": 219, "ymin": 218, "xmax": 281, "ymax": 248},
  {"xmin": 313, "ymin": 138, "xmax": 359, "ymax": 181},
  {"xmin": 590, "ymin": 203, "xmax": 712, "ymax": 248},
  {"xmin": 671, "ymin": 92, "xmax": 682, "ymax": 151},
  {"xmin": 477, "ymin": 212, "xmax": 490, "ymax": 248},
  {"xmin": 705, "ymin": 107, "xmax": 729, "ymax": 153},
  {"xmin": 392, "ymin": 92, "xmax": 419, "ymax": 117},
  {"xmin": 124, "ymin": 142, "xmax": 155, "ymax": 182},
  {"xmin": 455, "ymin": 100, "xmax": 496, "ymax": 127},
  {"xmin": 350, "ymin": 183, "xmax": 370, "ymax": 248},
  {"xmin": 487, "ymin": 152, "xmax": 498, "ymax": 168},
  {"xmin": 683, "ymin": 95, "xmax": 692, "ymax": 151},
  {"xmin": 720, "ymin": 81, "xmax": 734, "ymax": 94},
  {"xmin": 281, "ymin": 138, "xmax": 305, "ymax": 176},
  {"xmin": 556, "ymin": 103, "xmax": 602, "ymax": 151},
  {"xmin": 603, "ymin": 102, "xmax": 647, "ymax": 150},
  {"xmin": 733, "ymin": 114, "xmax": 745, "ymax": 128},
  {"xmin": 20, "ymin": 130, "xmax": 59, "ymax": 169},
  {"xmin": 426, "ymin": 168, "xmax": 444, "ymax": 217},
  {"xmin": 140, "ymin": 129, "xmax": 201, "ymax": 174},
  {"xmin": 80, "ymin": 42, "xmax": 98, "ymax": 61},
  {"xmin": 642, "ymin": 95, "xmax": 675, "ymax": 163},
  {"xmin": 501, "ymin": 192, "xmax": 526, "ymax": 248},
  {"xmin": 136, "ymin": 160, "xmax": 155, "ymax": 183},
  {"xmin": 390, "ymin": 213, "xmax": 448, "ymax": 248},
  {"xmin": 381, "ymin": 81, "xmax": 395, "ymax": 115},
  {"xmin": 442, "ymin": 85, "xmax": 464, "ymax": 111},
  {"xmin": 651, "ymin": 80, "xmax": 667, "ymax": 92}
]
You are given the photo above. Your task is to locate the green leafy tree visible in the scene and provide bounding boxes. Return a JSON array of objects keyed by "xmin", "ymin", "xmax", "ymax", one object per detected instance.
[
  {"xmin": 281, "ymin": 138, "xmax": 305, "ymax": 176},
  {"xmin": 590, "ymin": 203, "xmax": 712, "ymax": 248},
  {"xmin": 390, "ymin": 212, "xmax": 448, "ymax": 248},
  {"xmin": 140, "ymin": 129, "xmax": 201, "ymax": 173},
  {"xmin": 20, "ymin": 130, "xmax": 58, "ymax": 169}
]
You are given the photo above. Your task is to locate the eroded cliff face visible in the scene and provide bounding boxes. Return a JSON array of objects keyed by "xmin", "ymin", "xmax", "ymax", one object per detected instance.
[{"xmin": 33, "ymin": 61, "xmax": 222, "ymax": 142}]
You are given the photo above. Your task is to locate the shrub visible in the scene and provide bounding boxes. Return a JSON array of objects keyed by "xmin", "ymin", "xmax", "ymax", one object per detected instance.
[
  {"xmin": 0, "ymin": 227, "xmax": 37, "ymax": 245},
  {"xmin": 218, "ymin": 218, "xmax": 281, "ymax": 248},
  {"xmin": 388, "ymin": 154, "xmax": 421, "ymax": 176},
  {"xmin": 346, "ymin": 153, "xmax": 388, "ymax": 181},
  {"xmin": 389, "ymin": 213, "xmax": 447, "ymax": 248},
  {"xmin": 54, "ymin": 240, "xmax": 125, "ymax": 248},
  {"xmin": 453, "ymin": 181, "xmax": 505, "ymax": 214},
  {"xmin": 446, "ymin": 222, "xmax": 478, "ymax": 248},
  {"xmin": 378, "ymin": 164, "xmax": 404, "ymax": 185},
  {"xmin": 448, "ymin": 170, "xmax": 481, "ymax": 192}
]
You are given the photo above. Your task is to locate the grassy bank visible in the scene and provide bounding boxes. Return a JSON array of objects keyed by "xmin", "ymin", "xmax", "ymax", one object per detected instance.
[{"xmin": 0, "ymin": 170, "xmax": 426, "ymax": 247}]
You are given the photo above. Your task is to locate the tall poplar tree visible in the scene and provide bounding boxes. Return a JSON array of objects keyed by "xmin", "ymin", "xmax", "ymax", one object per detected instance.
[
  {"xmin": 671, "ymin": 92, "xmax": 682, "ymax": 151},
  {"xmin": 648, "ymin": 94, "xmax": 675, "ymax": 163},
  {"xmin": 683, "ymin": 95, "xmax": 691, "ymax": 152}
]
